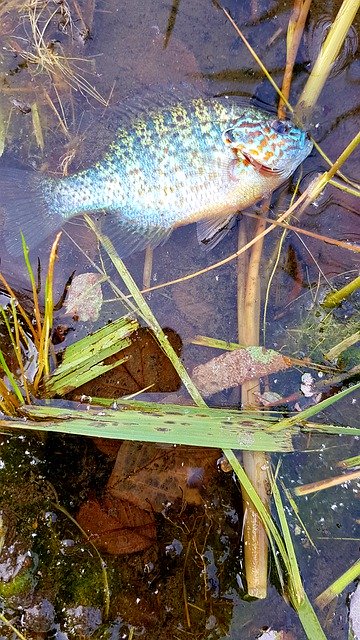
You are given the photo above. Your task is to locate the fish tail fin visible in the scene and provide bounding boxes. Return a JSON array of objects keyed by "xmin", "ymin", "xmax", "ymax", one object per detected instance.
[{"xmin": 0, "ymin": 167, "xmax": 62, "ymax": 256}]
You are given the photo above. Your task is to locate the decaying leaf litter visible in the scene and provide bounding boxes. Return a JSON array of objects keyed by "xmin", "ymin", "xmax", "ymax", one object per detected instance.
[{"xmin": 0, "ymin": 0, "xmax": 356, "ymax": 637}]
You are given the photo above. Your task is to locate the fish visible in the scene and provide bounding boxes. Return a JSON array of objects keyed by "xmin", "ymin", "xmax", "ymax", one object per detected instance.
[{"xmin": 0, "ymin": 88, "xmax": 313, "ymax": 256}]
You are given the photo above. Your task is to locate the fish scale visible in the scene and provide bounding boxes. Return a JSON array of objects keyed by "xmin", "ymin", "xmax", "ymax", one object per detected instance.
[{"xmin": 1, "ymin": 93, "xmax": 313, "ymax": 256}]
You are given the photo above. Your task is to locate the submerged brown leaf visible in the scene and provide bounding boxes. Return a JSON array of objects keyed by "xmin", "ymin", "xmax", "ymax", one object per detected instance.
[
  {"xmin": 192, "ymin": 346, "xmax": 291, "ymax": 397},
  {"xmin": 76, "ymin": 495, "xmax": 156, "ymax": 554},
  {"xmin": 107, "ymin": 442, "xmax": 219, "ymax": 513}
]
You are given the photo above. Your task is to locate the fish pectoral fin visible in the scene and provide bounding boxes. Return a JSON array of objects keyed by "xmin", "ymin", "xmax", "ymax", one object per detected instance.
[
  {"xmin": 196, "ymin": 215, "xmax": 237, "ymax": 250},
  {"xmin": 100, "ymin": 215, "xmax": 173, "ymax": 257}
]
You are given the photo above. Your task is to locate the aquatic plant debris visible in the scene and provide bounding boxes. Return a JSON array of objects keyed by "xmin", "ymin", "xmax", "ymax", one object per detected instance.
[
  {"xmin": 192, "ymin": 346, "xmax": 291, "ymax": 396},
  {"xmin": 63, "ymin": 272, "xmax": 104, "ymax": 322},
  {"xmin": 76, "ymin": 495, "xmax": 157, "ymax": 555},
  {"xmin": 3, "ymin": 402, "xmax": 294, "ymax": 452},
  {"xmin": 73, "ymin": 327, "xmax": 182, "ymax": 398},
  {"xmin": 46, "ymin": 315, "xmax": 139, "ymax": 395}
]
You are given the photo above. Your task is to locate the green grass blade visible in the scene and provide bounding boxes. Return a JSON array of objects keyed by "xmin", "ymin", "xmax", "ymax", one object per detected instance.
[
  {"xmin": 84, "ymin": 215, "xmax": 206, "ymax": 407},
  {"xmin": 271, "ymin": 465, "xmax": 304, "ymax": 606},
  {"xmin": 1, "ymin": 402, "xmax": 295, "ymax": 451},
  {"xmin": 302, "ymin": 423, "xmax": 360, "ymax": 436},
  {"xmin": 297, "ymin": 594, "xmax": 328, "ymax": 640},
  {"xmin": 226, "ymin": 451, "xmax": 327, "ymax": 640},
  {"xmin": 0, "ymin": 350, "xmax": 24, "ymax": 404},
  {"xmin": 315, "ymin": 559, "xmax": 360, "ymax": 609},
  {"xmin": 0, "ymin": 613, "xmax": 28, "ymax": 640},
  {"xmin": 268, "ymin": 383, "xmax": 360, "ymax": 431},
  {"xmin": 191, "ymin": 335, "xmax": 242, "ymax": 350},
  {"xmin": 45, "ymin": 315, "xmax": 139, "ymax": 395},
  {"xmin": 337, "ymin": 455, "xmax": 360, "ymax": 469}
]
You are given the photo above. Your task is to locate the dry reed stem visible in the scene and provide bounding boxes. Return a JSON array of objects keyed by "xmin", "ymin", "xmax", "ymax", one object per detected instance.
[
  {"xmin": 296, "ymin": 0, "xmax": 360, "ymax": 120},
  {"xmin": 241, "ymin": 211, "xmax": 360, "ymax": 254},
  {"xmin": 0, "ymin": 273, "xmax": 36, "ymax": 341},
  {"xmin": 238, "ymin": 208, "xmax": 269, "ymax": 599},
  {"xmin": 295, "ymin": 469, "xmax": 360, "ymax": 496},
  {"xmin": 278, "ymin": 0, "xmax": 312, "ymax": 118},
  {"xmin": 143, "ymin": 247, "xmax": 153, "ymax": 289}
]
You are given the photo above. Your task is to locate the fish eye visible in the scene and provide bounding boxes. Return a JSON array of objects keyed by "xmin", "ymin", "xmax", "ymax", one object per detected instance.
[
  {"xmin": 223, "ymin": 128, "xmax": 236, "ymax": 145},
  {"xmin": 270, "ymin": 119, "xmax": 291, "ymax": 134}
]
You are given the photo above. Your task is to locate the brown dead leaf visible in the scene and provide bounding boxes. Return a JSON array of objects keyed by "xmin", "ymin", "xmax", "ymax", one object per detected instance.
[
  {"xmin": 192, "ymin": 346, "xmax": 292, "ymax": 397},
  {"xmin": 76, "ymin": 494, "xmax": 156, "ymax": 554},
  {"xmin": 93, "ymin": 438, "xmax": 121, "ymax": 459},
  {"xmin": 107, "ymin": 442, "xmax": 219, "ymax": 513},
  {"xmin": 73, "ymin": 327, "xmax": 182, "ymax": 398}
]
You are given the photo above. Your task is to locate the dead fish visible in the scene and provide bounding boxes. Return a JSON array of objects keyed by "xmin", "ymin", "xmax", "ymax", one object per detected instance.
[{"xmin": 1, "ymin": 88, "xmax": 312, "ymax": 256}]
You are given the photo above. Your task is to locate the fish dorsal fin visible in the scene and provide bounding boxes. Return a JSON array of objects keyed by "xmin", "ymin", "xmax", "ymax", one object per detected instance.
[
  {"xmin": 196, "ymin": 214, "xmax": 237, "ymax": 250},
  {"xmin": 72, "ymin": 83, "xmax": 210, "ymax": 170},
  {"xmin": 110, "ymin": 82, "xmax": 209, "ymax": 119}
]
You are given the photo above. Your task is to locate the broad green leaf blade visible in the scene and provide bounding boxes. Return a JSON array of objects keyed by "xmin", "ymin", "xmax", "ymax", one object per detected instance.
[{"xmin": 1, "ymin": 402, "xmax": 295, "ymax": 451}]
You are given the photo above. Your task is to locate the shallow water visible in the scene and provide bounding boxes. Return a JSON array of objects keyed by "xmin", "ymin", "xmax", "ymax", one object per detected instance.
[{"xmin": 0, "ymin": 0, "xmax": 359, "ymax": 638}]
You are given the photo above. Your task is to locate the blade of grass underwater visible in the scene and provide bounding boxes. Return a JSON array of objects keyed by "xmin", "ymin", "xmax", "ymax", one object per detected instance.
[
  {"xmin": 3, "ymin": 402, "xmax": 295, "ymax": 452},
  {"xmin": 325, "ymin": 331, "xmax": 360, "ymax": 361},
  {"xmin": 302, "ymin": 423, "xmax": 360, "ymax": 436},
  {"xmin": 271, "ymin": 471, "xmax": 328, "ymax": 640},
  {"xmin": 315, "ymin": 558, "xmax": 360, "ymax": 609},
  {"xmin": 84, "ymin": 215, "xmax": 206, "ymax": 408},
  {"xmin": 0, "ymin": 350, "xmax": 24, "ymax": 405},
  {"xmin": 45, "ymin": 315, "xmax": 139, "ymax": 395},
  {"xmin": 322, "ymin": 275, "xmax": 360, "ymax": 309},
  {"xmin": 267, "ymin": 382, "xmax": 360, "ymax": 431},
  {"xmin": 191, "ymin": 335, "xmax": 242, "ymax": 351},
  {"xmin": 271, "ymin": 464, "xmax": 305, "ymax": 606},
  {"xmin": 337, "ymin": 455, "xmax": 360, "ymax": 469},
  {"xmin": 0, "ymin": 613, "xmax": 28, "ymax": 640},
  {"xmin": 31, "ymin": 102, "xmax": 44, "ymax": 150},
  {"xmin": 225, "ymin": 451, "xmax": 327, "ymax": 640}
]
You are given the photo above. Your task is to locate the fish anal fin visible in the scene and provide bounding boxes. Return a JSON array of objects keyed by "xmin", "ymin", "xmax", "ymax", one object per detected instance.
[
  {"xmin": 196, "ymin": 214, "xmax": 237, "ymax": 250},
  {"xmin": 99, "ymin": 215, "xmax": 173, "ymax": 258}
]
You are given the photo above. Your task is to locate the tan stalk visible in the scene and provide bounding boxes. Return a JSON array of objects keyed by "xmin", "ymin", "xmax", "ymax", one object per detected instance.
[
  {"xmin": 295, "ymin": 469, "xmax": 360, "ymax": 496},
  {"xmin": 278, "ymin": 0, "xmax": 312, "ymax": 118},
  {"xmin": 296, "ymin": 0, "xmax": 360, "ymax": 119},
  {"xmin": 241, "ymin": 210, "xmax": 360, "ymax": 254},
  {"xmin": 238, "ymin": 207, "xmax": 269, "ymax": 599}
]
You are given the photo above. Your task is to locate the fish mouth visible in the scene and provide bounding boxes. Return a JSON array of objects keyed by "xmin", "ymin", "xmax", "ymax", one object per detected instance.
[{"xmin": 238, "ymin": 149, "xmax": 284, "ymax": 176}]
